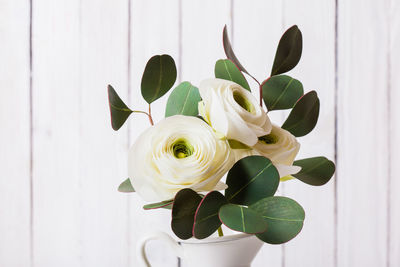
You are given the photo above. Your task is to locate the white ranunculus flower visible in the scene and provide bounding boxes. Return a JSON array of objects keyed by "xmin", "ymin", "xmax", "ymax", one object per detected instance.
[
  {"xmin": 234, "ymin": 125, "xmax": 301, "ymax": 177},
  {"xmin": 128, "ymin": 115, "xmax": 235, "ymax": 202},
  {"xmin": 198, "ymin": 78, "xmax": 272, "ymax": 147}
]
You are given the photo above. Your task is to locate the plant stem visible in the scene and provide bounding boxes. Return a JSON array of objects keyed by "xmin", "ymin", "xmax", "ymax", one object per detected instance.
[
  {"xmin": 132, "ymin": 110, "xmax": 149, "ymax": 115},
  {"xmin": 148, "ymin": 104, "xmax": 154, "ymax": 125},
  {"xmin": 132, "ymin": 110, "xmax": 154, "ymax": 126},
  {"xmin": 249, "ymin": 74, "xmax": 261, "ymax": 88},
  {"xmin": 259, "ymin": 76, "xmax": 271, "ymax": 107},
  {"xmin": 218, "ymin": 226, "xmax": 224, "ymax": 237}
]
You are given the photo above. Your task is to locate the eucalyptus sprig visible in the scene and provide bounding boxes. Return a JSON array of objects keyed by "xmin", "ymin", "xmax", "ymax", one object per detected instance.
[
  {"xmin": 108, "ymin": 25, "xmax": 335, "ymax": 245},
  {"xmin": 108, "ymin": 54, "xmax": 177, "ymax": 130},
  {"xmin": 169, "ymin": 156, "xmax": 305, "ymax": 243},
  {"xmin": 222, "ymin": 25, "xmax": 303, "ymax": 107}
]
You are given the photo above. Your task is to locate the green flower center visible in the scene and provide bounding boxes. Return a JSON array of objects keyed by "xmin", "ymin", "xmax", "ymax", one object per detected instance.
[
  {"xmin": 259, "ymin": 134, "xmax": 278, "ymax": 144},
  {"xmin": 233, "ymin": 91, "xmax": 255, "ymax": 113},
  {"xmin": 172, "ymin": 139, "xmax": 194, "ymax": 159}
]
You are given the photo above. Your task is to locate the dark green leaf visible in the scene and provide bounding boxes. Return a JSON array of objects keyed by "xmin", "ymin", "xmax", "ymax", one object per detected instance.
[
  {"xmin": 250, "ymin": 196, "xmax": 305, "ymax": 244},
  {"xmin": 165, "ymin": 82, "xmax": 201, "ymax": 117},
  {"xmin": 271, "ymin": 25, "xmax": 303, "ymax": 76},
  {"xmin": 262, "ymin": 75, "xmax": 303, "ymax": 111},
  {"xmin": 143, "ymin": 200, "xmax": 173, "ymax": 210},
  {"xmin": 219, "ymin": 204, "xmax": 268, "ymax": 234},
  {"xmin": 215, "ymin": 59, "xmax": 250, "ymax": 91},
  {"xmin": 293, "ymin": 157, "xmax": 335, "ymax": 186},
  {"xmin": 193, "ymin": 191, "xmax": 227, "ymax": 239},
  {"xmin": 282, "ymin": 91, "xmax": 320, "ymax": 137},
  {"xmin": 118, "ymin": 178, "xmax": 135, "ymax": 193},
  {"xmin": 141, "ymin": 54, "xmax": 177, "ymax": 104},
  {"xmin": 223, "ymin": 25, "xmax": 249, "ymax": 75},
  {"xmin": 108, "ymin": 85, "xmax": 132, "ymax": 131},
  {"xmin": 225, "ymin": 156, "xmax": 280, "ymax": 206},
  {"xmin": 171, "ymin": 189, "xmax": 202, "ymax": 240}
]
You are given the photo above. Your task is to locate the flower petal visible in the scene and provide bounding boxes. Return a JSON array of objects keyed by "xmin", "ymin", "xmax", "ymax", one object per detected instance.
[{"xmin": 275, "ymin": 164, "xmax": 301, "ymax": 178}]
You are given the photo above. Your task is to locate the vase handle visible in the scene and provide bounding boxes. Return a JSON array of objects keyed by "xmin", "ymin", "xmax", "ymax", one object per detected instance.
[{"xmin": 137, "ymin": 231, "xmax": 184, "ymax": 267}]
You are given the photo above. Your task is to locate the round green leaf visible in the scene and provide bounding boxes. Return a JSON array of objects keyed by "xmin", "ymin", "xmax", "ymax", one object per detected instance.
[
  {"xmin": 250, "ymin": 196, "xmax": 305, "ymax": 244},
  {"xmin": 165, "ymin": 82, "xmax": 201, "ymax": 117},
  {"xmin": 225, "ymin": 156, "xmax": 280, "ymax": 206},
  {"xmin": 262, "ymin": 75, "xmax": 303, "ymax": 111},
  {"xmin": 281, "ymin": 90, "xmax": 320, "ymax": 137},
  {"xmin": 171, "ymin": 189, "xmax": 202, "ymax": 240},
  {"xmin": 219, "ymin": 204, "xmax": 268, "ymax": 234},
  {"xmin": 141, "ymin": 54, "xmax": 177, "ymax": 104},
  {"xmin": 118, "ymin": 178, "xmax": 135, "ymax": 193},
  {"xmin": 108, "ymin": 85, "xmax": 132, "ymax": 131},
  {"xmin": 293, "ymin": 157, "xmax": 335, "ymax": 186},
  {"xmin": 193, "ymin": 191, "xmax": 227, "ymax": 239},
  {"xmin": 143, "ymin": 200, "xmax": 173, "ymax": 210},
  {"xmin": 271, "ymin": 25, "xmax": 303, "ymax": 76},
  {"xmin": 215, "ymin": 59, "xmax": 250, "ymax": 91}
]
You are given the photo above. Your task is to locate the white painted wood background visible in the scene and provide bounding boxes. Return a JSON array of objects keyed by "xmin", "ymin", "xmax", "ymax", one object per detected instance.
[{"xmin": 0, "ymin": 0, "xmax": 398, "ymax": 266}]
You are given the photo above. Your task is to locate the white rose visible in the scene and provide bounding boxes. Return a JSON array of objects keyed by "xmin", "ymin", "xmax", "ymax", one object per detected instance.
[
  {"xmin": 198, "ymin": 78, "xmax": 272, "ymax": 146},
  {"xmin": 128, "ymin": 115, "xmax": 235, "ymax": 202},
  {"xmin": 234, "ymin": 125, "xmax": 301, "ymax": 177}
]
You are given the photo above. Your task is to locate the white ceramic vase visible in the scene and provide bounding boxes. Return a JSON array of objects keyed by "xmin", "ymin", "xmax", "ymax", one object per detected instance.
[{"xmin": 137, "ymin": 231, "xmax": 264, "ymax": 267}]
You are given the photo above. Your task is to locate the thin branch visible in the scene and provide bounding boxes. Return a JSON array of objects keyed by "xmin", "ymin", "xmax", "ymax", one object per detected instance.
[
  {"xmin": 148, "ymin": 104, "xmax": 154, "ymax": 125},
  {"xmin": 132, "ymin": 110, "xmax": 154, "ymax": 126}
]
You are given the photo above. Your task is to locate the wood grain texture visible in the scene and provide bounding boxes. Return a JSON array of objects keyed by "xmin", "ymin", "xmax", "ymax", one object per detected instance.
[
  {"xmin": 337, "ymin": 0, "xmax": 389, "ymax": 266},
  {"xmin": 32, "ymin": 1, "xmax": 82, "ymax": 265},
  {"xmin": 78, "ymin": 1, "xmax": 130, "ymax": 266},
  {"xmin": 32, "ymin": 0, "xmax": 129, "ymax": 266},
  {"xmin": 128, "ymin": 1, "xmax": 180, "ymax": 266},
  {"xmin": 0, "ymin": 0, "xmax": 31, "ymax": 265},
  {"xmin": 389, "ymin": 0, "xmax": 400, "ymax": 265},
  {"xmin": 232, "ymin": 1, "xmax": 284, "ymax": 266},
  {"xmin": 282, "ymin": 0, "xmax": 336, "ymax": 266},
  {"xmin": 180, "ymin": 0, "xmax": 231, "ymax": 86},
  {"xmin": 1, "ymin": 1, "xmax": 397, "ymax": 266}
]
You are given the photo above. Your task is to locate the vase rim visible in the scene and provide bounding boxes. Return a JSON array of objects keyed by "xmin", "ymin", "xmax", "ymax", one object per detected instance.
[{"xmin": 179, "ymin": 233, "xmax": 253, "ymax": 244}]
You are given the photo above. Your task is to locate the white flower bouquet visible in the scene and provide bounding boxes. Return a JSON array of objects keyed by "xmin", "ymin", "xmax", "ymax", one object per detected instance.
[{"xmin": 108, "ymin": 25, "xmax": 335, "ymax": 244}]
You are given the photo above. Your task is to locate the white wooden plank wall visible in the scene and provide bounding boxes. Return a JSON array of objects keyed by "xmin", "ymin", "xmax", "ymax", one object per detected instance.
[
  {"xmin": 32, "ymin": 1, "xmax": 129, "ymax": 266},
  {"xmin": 32, "ymin": 1, "xmax": 82, "ymax": 265},
  {"xmin": 0, "ymin": 0, "xmax": 399, "ymax": 266},
  {"xmin": 390, "ymin": 0, "xmax": 400, "ymax": 266},
  {"xmin": 337, "ymin": 0, "xmax": 391, "ymax": 266},
  {"xmin": 0, "ymin": 0, "xmax": 31, "ymax": 266}
]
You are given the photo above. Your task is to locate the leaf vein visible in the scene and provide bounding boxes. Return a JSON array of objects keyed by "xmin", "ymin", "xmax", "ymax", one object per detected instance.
[
  {"xmin": 284, "ymin": 101, "xmax": 317, "ymax": 131},
  {"xmin": 150, "ymin": 57, "xmax": 163, "ymax": 103},
  {"xmin": 179, "ymin": 85, "xmax": 193, "ymax": 114},
  {"xmin": 240, "ymin": 207, "xmax": 245, "ymax": 232},
  {"xmin": 223, "ymin": 60, "xmax": 234, "ymax": 81},
  {"xmin": 269, "ymin": 78, "xmax": 294, "ymax": 110},
  {"xmin": 110, "ymin": 103, "xmax": 132, "ymax": 113},
  {"xmin": 228, "ymin": 163, "xmax": 273, "ymax": 201},
  {"xmin": 195, "ymin": 212, "xmax": 218, "ymax": 224},
  {"xmin": 274, "ymin": 30, "xmax": 299, "ymax": 75},
  {"xmin": 295, "ymin": 159, "xmax": 326, "ymax": 175},
  {"xmin": 262, "ymin": 215, "xmax": 303, "ymax": 222}
]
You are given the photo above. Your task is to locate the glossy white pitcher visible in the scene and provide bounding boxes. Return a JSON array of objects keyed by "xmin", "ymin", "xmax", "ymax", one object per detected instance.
[{"xmin": 137, "ymin": 231, "xmax": 263, "ymax": 267}]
